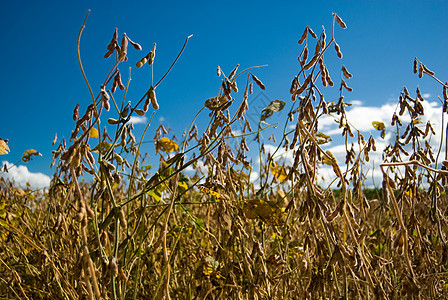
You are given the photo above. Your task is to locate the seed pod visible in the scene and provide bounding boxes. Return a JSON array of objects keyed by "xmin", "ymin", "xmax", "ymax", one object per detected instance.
[
  {"xmin": 325, "ymin": 68, "xmax": 334, "ymax": 87},
  {"xmin": 136, "ymin": 57, "xmax": 147, "ymax": 68},
  {"xmin": 71, "ymin": 147, "xmax": 82, "ymax": 168},
  {"xmin": 321, "ymin": 26, "xmax": 327, "ymax": 44},
  {"xmin": 413, "ymin": 59, "xmax": 418, "ymax": 74},
  {"xmin": 418, "ymin": 63, "xmax": 423, "ymax": 78},
  {"xmin": 143, "ymin": 96, "xmax": 150, "ymax": 112},
  {"xmin": 229, "ymin": 64, "xmax": 239, "ymax": 80},
  {"xmin": 85, "ymin": 204, "xmax": 95, "ymax": 218},
  {"xmin": 126, "ymin": 35, "xmax": 142, "ymax": 50},
  {"xmin": 416, "ymin": 87, "xmax": 424, "ymax": 101},
  {"xmin": 108, "ymin": 118, "xmax": 120, "ymax": 125},
  {"xmin": 118, "ymin": 209, "xmax": 127, "ymax": 229},
  {"xmin": 73, "ymin": 104, "xmax": 79, "ymax": 121},
  {"xmin": 443, "ymin": 83, "xmax": 448, "ymax": 101},
  {"xmin": 110, "ymin": 259, "xmax": 119, "ymax": 277},
  {"xmin": 86, "ymin": 149, "xmax": 95, "ymax": 165},
  {"xmin": 135, "ymin": 108, "xmax": 145, "ymax": 116},
  {"xmin": 334, "ymin": 42, "xmax": 343, "ymax": 58},
  {"xmin": 341, "ymin": 65, "xmax": 352, "ymax": 79},
  {"xmin": 146, "ymin": 43, "xmax": 156, "ymax": 65},
  {"xmin": 249, "ymin": 82, "xmax": 253, "ymax": 94},
  {"xmin": 217, "ymin": 65, "xmax": 221, "ymax": 77},
  {"xmin": 118, "ymin": 33, "xmax": 128, "ymax": 62},
  {"xmin": 290, "ymin": 76, "xmax": 298, "ymax": 94},
  {"xmin": 230, "ymin": 80, "xmax": 238, "ymax": 93},
  {"xmin": 149, "ymin": 89, "xmax": 159, "ymax": 110},
  {"xmin": 421, "ymin": 63, "xmax": 435, "ymax": 76},
  {"xmin": 117, "ymin": 71, "xmax": 125, "ymax": 91},
  {"xmin": 295, "ymin": 74, "xmax": 312, "ymax": 96},
  {"xmin": 307, "ymin": 27, "xmax": 317, "ymax": 39},
  {"xmin": 334, "ymin": 13, "xmax": 347, "ymax": 29},
  {"xmin": 107, "ymin": 28, "xmax": 118, "ymax": 51},
  {"xmin": 298, "ymin": 27, "xmax": 308, "ymax": 44},
  {"xmin": 342, "ymin": 80, "xmax": 353, "ymax": 92},
  {"xmin": 251, "ymin": 74, "xmax": 266, "ymax": 90},
  {"xmin": 120, "ymin": 102, "xmax": 130, "ymax": 118},
  {"xmin": 301, "ymin": 46, "xmax": 309, "ymax": 65}
]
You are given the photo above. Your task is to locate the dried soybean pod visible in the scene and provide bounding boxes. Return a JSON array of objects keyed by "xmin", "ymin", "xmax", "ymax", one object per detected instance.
[
  {"xmin": 413, "ymin": 59, "xmax": 418, "ymax": 74},
  {"xmin": 341, "ymin": 65, "xmax": 353, "ymax": 79},
  {"xmin": 217, "ymin": 65, "xmax": 221, "ymax": 77},
  {"xmin": 421, "ymin": 63, "xmax": 435, "ymax": 76},
  {"xmin": 290, "ymin": 76, "xmax": 299, "ymax": 94},
  {"xmin": 126, "ymin": 35, "xmax": 142, "ymax": 50},
  {"xmin": 136, "ymin": 57, "xmax": 147, "ymax": 68},
  {"xmin": 251, "ymin": 74, "xmax": 266, "ymax": 90},
  {"xmin": 73, "ymin": 104, "xmax": 79, "ymax": 121},
  {"xmin": 443, "ymin": 82, "xmax": 448, "ymax": 100},
  {"xmin": 118, "ymin": 33, "xmax": 128, "ymax": 62},
  {"xmin": 229, "ymin": 64, "xmax": 240, "ymax": 80},
  {"xmin": 416, "ymin": 87, "xmax": 424, "ymax": 101},
  {"xmin": 301, "ymin": 45, "xmax": 309, "ymax": 65},
  {"xmin": 298, "ymin": 27, "xmax": 308, "ymax": 44},
  {"xmin": 334, "ymin": 42, "xmax": 343, "ymax": 58},
  {"xmin": 334, "ymin": 13, "xmax": 347, "ymax": 29},
  {"xmin": 149, "ymin": 88, "xmax": 159, "ymax": 110},
  {"xmin": 308, "ymin": 27, "xmax": 317, "ymax": 39},
  {"xmin": 342, "ymin": 80, "xmax": 353, "ymax": 92},
  {"xmin": 418, "ymin": 63, "xmax": 423, "ymax": 78}
]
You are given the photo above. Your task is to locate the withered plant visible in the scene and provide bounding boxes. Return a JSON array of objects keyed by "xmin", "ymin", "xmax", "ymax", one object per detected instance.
[{"xmin": 1, "ymin": 10, "xmax": 448, "ymax": 300}]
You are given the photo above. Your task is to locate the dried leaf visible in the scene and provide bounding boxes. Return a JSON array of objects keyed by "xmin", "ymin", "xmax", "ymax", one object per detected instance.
[
  {"xmin": 261, "ymin": 100, "xmax": 286, "ymax": 122},
  {"xmin": 22, "ymin": 149, "xmax": 42, "ymax": 162},
  {"xmin": 0, "ymin": 138, "xmax": 9, "ymax": 155}
]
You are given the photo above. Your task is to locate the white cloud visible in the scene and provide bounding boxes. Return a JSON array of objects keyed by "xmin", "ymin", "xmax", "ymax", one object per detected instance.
[
  {"xmin": 1, "ymin": 161, "xmax": 51, "ymax": 189},
  {"xmin": 129, "ymin": 116, "xmax": 147, "ymax": 124},
  {"xmin": 423, "ymin": 93, "xmax": 431, "ymax": 99},
  {"xmin": 265, "ymin": 99, "xmax": 445, "ymax": 188}
]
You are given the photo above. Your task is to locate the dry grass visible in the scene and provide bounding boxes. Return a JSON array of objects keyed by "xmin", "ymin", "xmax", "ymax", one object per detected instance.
[{"xmin": 1, "ymin": 11, "xmax": 448, "ymax": 299}]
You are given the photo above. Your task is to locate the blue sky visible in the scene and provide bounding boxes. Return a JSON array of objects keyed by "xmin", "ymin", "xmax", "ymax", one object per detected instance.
[{"xmin": 1, "ymin": 0, "xmax": 447, "ymax": 188}]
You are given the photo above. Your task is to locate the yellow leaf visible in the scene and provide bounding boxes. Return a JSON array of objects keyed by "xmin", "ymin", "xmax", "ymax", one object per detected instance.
[
  {"xmin": 315, "ymin": 132, "xmax": 332, "ymax": 144},
  {"xmin": 0, "ymin": 138, "xmax": 10, "ymax": 155},
  {"xmin": 372, "ymin": 121, "xmax": 386, "ymax": 131},
  {"xmin": 203, "ymin": 265, "xmax": 213, "ymax": 276},
  {"xmin": 156, "ymin": 138, "xmax": 179, "ymax": 153},
  {"xmin": 22, "ymin": 149, "xmax": 42, "ymax": 162},
  {"xmin": 92, "ymin": 142, "xmax": 113, "ymax": 154},
  {"xmin": 198, "ymin": 186, "xmax": 221, "ymax": 200},
  {"xmin": 90, "ymin": 128, "xmax": 99, "ymax": 138},
  {"xmin": 323, "ymin": 150, "xmax": 336, "ymax": 166},
  {"xmin": 270, "ymin": 161, "xmax": 287, "ymax": 181}
]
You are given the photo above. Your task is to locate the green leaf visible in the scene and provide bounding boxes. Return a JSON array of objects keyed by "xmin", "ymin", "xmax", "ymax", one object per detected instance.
[{"xmin": 195, "ymin": 218, "xmax": 205, "ymax": 232}]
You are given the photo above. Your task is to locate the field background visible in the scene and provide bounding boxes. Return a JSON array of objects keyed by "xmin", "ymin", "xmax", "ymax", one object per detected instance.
[{"xmin": 1, "ymin": 1, "xmax": 448, "ymax": 299}]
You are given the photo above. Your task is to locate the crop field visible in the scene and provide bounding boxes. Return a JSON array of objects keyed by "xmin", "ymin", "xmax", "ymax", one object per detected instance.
[{"xmin": 1, "ymin": 12, "xmax": 448, "ymax": 299}]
